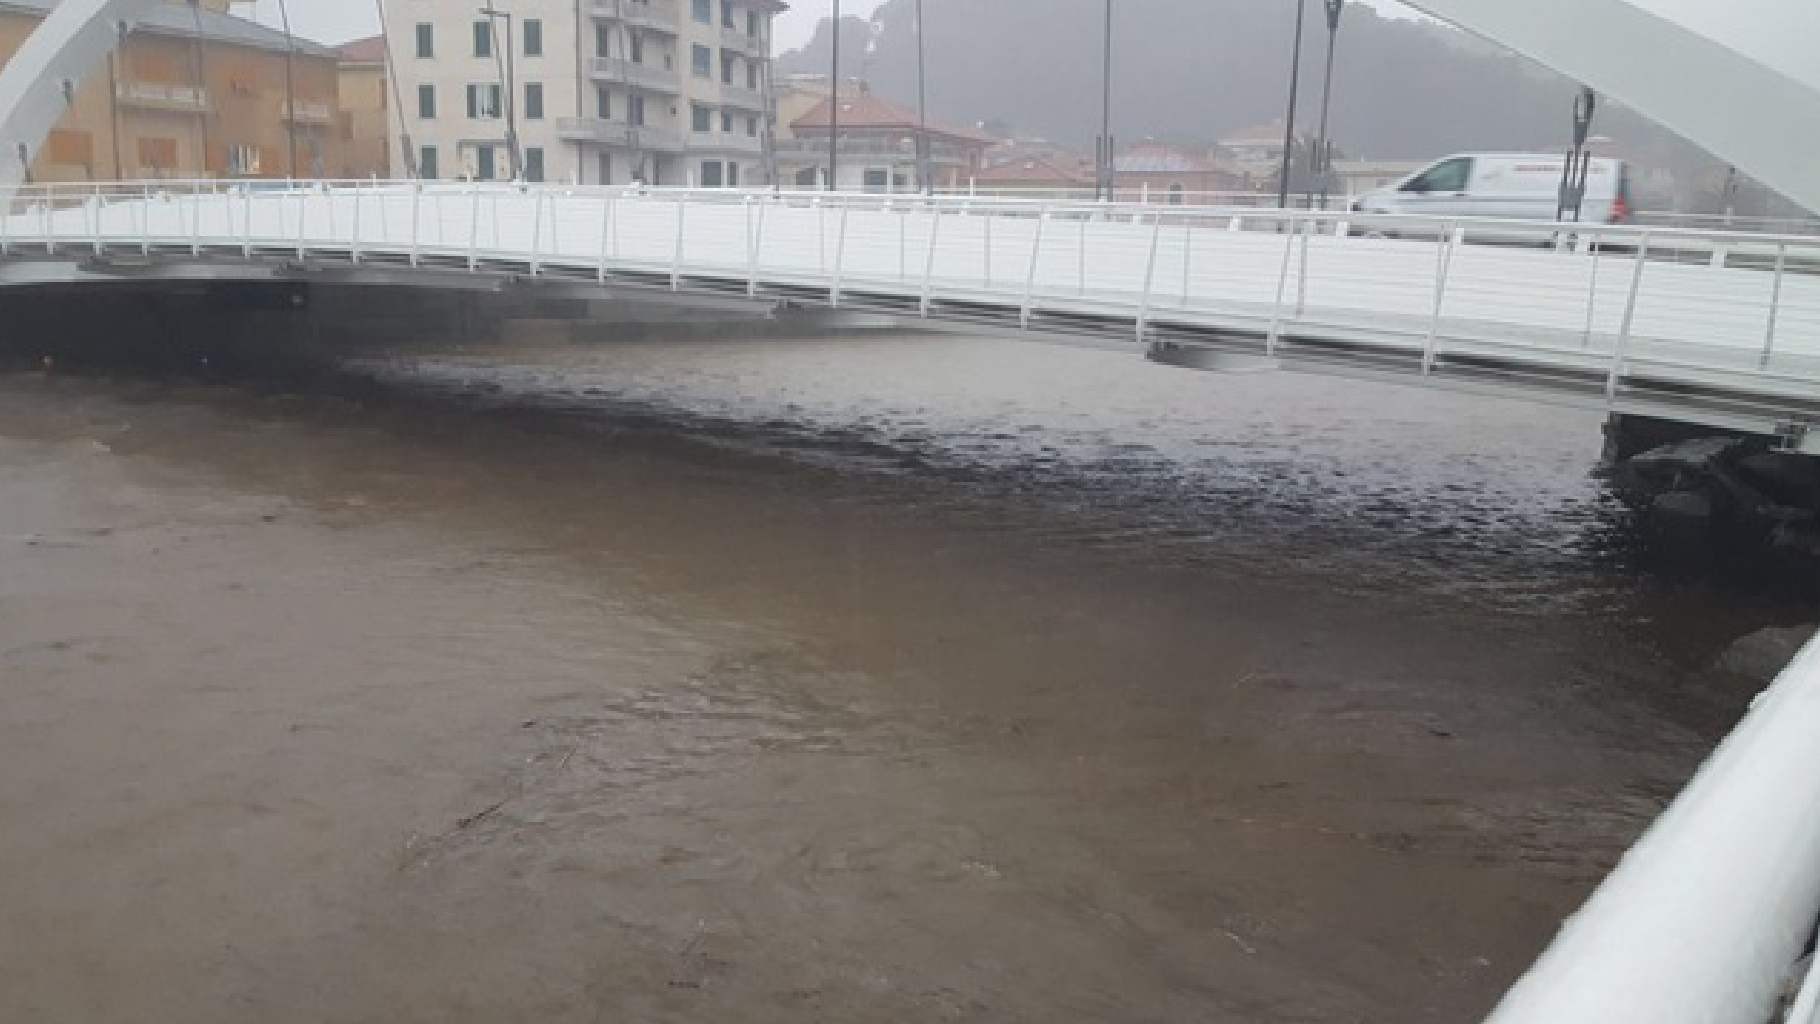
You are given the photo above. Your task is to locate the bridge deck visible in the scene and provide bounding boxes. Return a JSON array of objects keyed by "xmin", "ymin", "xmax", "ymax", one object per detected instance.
[{"xmin": 4, "ymin": 183, "xmax": 1818, "ymax": 445}]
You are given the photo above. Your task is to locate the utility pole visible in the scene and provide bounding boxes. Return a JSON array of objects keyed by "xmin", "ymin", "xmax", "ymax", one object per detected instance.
[
  {"xmin": 1097, "ymin": 0, "xmax": 1113, "ymax": 201},
  {"xmin": 828, "ymin": 0, "xmax": 841, "ymax": 190},
  {"xmin": 1275, "ymin": 0, "xmax": 1307, "ymax": 210},
  {"xmin": 915, "ymin": 0, "xmax": 931, "ymax": 194},
  {"xmin": 1311, "ymin": 0, "xmax": 1342, "ymax": 209},
  {"xmin": 276, "ymin": 0, "xmax": 300, "ymax": 179},
  {"xmin": 479, "ymin": 3, "xmax": 523, "ymax": 180}
]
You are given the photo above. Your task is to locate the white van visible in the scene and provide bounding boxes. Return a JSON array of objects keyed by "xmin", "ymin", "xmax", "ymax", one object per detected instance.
[{"xmin": 1350, "ymin": 152, "xmax": 1634, "ymax": 229}]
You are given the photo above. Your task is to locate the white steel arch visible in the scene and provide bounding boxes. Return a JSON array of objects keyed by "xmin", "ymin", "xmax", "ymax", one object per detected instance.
[
  {"xmin": 0, "ymin": 0, "xmax": 160, "ymax": 198},
  {"xmin": 1405, "ymin": 0, "xmax": 1820, "ymax": 214}
]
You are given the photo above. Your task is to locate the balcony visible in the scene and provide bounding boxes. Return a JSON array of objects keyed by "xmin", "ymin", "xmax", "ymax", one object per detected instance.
[
  {"xmin": 718, "ymin": 83, "xmax": 767, "ymax": 111},
  {"xmin": 589, "ymin": 56, "xmax": 681, "ymax": 94},
  {"xmin": 114, "ymin": 81, "xmax": 208, "ymax": 113},
  {"xmin": 592, "ymin": 0, "xmax": 680, "ymax": 34},
  {"xmin": 556, "ymin": 118, "xmax": 683, "ymax": 153},
  {"xmin": 282, "ymin": 99, "xmax": 335, "ymax": 124},
  {"xmin": 686, "ymin": 132, "xmax": 764, "ymax": 156},
  {"xmin": 720, "ymin": 25, "xmax": 764, "ymax": 56}
]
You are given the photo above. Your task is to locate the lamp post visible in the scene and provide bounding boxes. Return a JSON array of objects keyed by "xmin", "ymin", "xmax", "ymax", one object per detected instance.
[
  {"xmin": 915, "ymin": 0, "xmax": 931, "ymax": 194},
  {"xmin": 1274, "ymin": 0, "xmax": 1307, "ymax": 210},
  {"xmin": 1311, "ymin": 0, "xmax": 1342, "ymax": 209},
  {"xmin": 1097, "ymin": 0, "xmax": 1113, "ymax": 201},
  {"xmin": 478, "ymin": 3, "xmax": 522, "ymax": 181},
  {"xmin": 827, "ymin": 0, "xmax": 841, "ymax": 191}
]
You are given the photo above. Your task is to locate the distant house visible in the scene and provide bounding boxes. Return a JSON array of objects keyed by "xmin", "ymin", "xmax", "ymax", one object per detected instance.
[
  {"xmin": 1113, "ymin": 142, "xmax": 1240, "ymax": 202},
  {"xmin": 335, "ymin": 36, "xmax": 391, "ymax": 178},
  {"xmin": 778, "ymin": 80, "xmax": 994, "ymax": 192},
  {"xmin": 969, "ymin": 151, "xmax": 1096, "ymax": 195},
  {"xmin": 1331, "ymin": 158, "xmax": 1426, "ymax": 196},
  {"xmin": 1219, "ymin": 119, "xmax": 1290, "ymax": 180}
]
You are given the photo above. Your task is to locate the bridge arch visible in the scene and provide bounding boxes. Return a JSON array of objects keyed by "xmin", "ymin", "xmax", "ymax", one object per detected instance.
[{"xmin": 1401, "ymin": 0, "xmax": 1820, "ymax": 213}]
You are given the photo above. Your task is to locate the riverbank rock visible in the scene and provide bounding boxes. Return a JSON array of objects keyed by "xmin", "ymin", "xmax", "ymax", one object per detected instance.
[{"xmin": 1716, "ymin": 625, "xmax": 1820, "ymax": 683}]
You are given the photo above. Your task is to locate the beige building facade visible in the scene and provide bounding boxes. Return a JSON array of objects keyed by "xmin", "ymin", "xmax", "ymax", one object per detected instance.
[
  {"xmin": 0, "ymin": 0, "xmax": 346, "ymax": 182},
  {"xmin": 386, "ymin": 0, "xmax": 784, "ymax": 186}
]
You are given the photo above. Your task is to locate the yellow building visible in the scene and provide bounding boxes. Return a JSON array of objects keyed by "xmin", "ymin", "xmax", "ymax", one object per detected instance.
[
  {"xmin": 336, "ymin": 35, "xmax": 392, "ymax": 179},
  {"xmin": 0, "ymin": 0, "xmax": 345, "ymax": 182}
]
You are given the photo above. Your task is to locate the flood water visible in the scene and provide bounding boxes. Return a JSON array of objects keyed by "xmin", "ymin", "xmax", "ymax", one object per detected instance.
[{"xmin": 0, "ymin": 321, "xmax": 1808, "ymax": 1022}]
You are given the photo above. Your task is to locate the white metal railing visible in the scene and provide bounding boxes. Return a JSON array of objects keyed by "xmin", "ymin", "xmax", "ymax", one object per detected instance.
[
  {"xmin": 718, "ymin": 82, "xmax": 766, "ymax": 111},
  {"xmin": 1487, "ymin": 631, "xmax": 1820, "ymax": 1024},
  {"xmin": 686, "ymin": 131, "xmax": 762, "ymax": 155},
  {"xmin": 114, "ymin": 80, "xmax": 207, "ymax": 112},
  {"xmin": 777, "ymin": 137, "xmax": 976, "ymax": 163},
  {"xmin": 593, "ymin": 0, "xmax": 679, "ymax": 32},
  {"xmin": 1, "ymin": 179, "xmax": 1817, "ymax": 442}
]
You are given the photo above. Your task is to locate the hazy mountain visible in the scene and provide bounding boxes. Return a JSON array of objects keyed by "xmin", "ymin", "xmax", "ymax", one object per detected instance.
[{"xmin": 776, "ymin": 0, "xmax": 1708, "ymax": 172}]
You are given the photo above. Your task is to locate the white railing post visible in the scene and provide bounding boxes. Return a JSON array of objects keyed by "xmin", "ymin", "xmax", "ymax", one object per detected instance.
[
  {"xmin": 350, "ymin": 183, "xmax": 363, "ymax": 264},
  {"xmin": 1020, "ymin": 205, "xmax": 1049, "ymax": 329},
  {"xmin": 921, "ymin": 204, "xmax": 944, "ymax": 318},
  {"xmin": 467, "ymin": 180, "xmax": 481, "ymax": 271},
  {"xmin": 1607, "ymin": 233, "xmax": 1653, "ymax": 402},
  {"xmin": 1266, "ymin": 219, "xmax": 1301, "ymax": 357},
  {"xmin": 1078, "ymin": 213, "xmax": 1088, "ymax": 296},
  {"xmin": 1295, "ymin": 212, "xmax": 1313, "ymax": 315},
  {"xmin": 189, "ymin": 185, "xmax": 201, "ymax": 257},
  {"xmin": 41, "ymin": 193, "xmax": 53, "ymax": 255},
  {"xmin": 297, "ymin": 186, "xmax": 308, "ymax": 259},
  {"xmin": 1580, "ymin": 241, "xmax": 1602, "ymax": 348},
  {"xmin": 670, "ymin": 197, "xmax": 686, "ymax": 291},
  {"xmin": 1760, "ymin": 243, "xmax": 1787, "ymax": 369},
  {"xmin": 529, "ymin": 188, "xmax": 545, "ymax": 275},
  {"xmin": 88, "ymin": 185, "xmax": 101, "ymax": 256},
  {"xmin": 1135, "ymin": 209, "xmax": 1165, "ymax": 343},
  {"xmin": 747, "ymin": 196, "xmax": 767, "ymax": 298},
  {"xmin": 409, "ymin": 183, "xmax": 422, "ymax": 266},
  {"xmin": 830, "ymin": 204, "xmax": 851, "ymax": 308},
  {"xmin": 1181, "ymin": 217, "xmax": 1193, "ymax": 304},
  {"xmin": 241, "ymin": 187, "xmax": 253, "ymax": 258},
  {"xmin": 138, "ymin": 184, "xmax": 149, "ymax": 255},
  {"xmin": 983, "ymin": 209, "xmax": 994, "ymax": 288},
  {"xmin": 597, "ymin": 191, "xmax": 614, "ymax": 283},
  {"xmin": 1421, "ymin": 224, "xmax": 1457, "ymax": 377}
]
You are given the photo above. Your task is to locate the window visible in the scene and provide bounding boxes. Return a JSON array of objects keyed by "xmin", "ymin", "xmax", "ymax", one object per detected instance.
[
  {"xmin": 691, "ymin": 103, "xmax": 711, "ymax": 133},
  {"xmin": 727, "ymin": 162, "xmax": 739, "ymax": 187},
  {"xmin": 419, "ymin": 144, "xmax": 438, "ymax": 179},
  {"xmin": 524, "ymin": 82, "xmax": 543, "ymax": 120},
  {"xmin": 691, "ymin": 45, "xmax": 711, "ymax": 78},
  {"xmin": 525, "ymin": 147, "xmax": 545, "ymax": 183},
  {"xmin": 523, "ymin": 19, "xmax": 542, "ymax": 56},
  {"xmin": 597, "ymin": 152, "xmax": 611, "ymax": 185},
  {"xmin": 1402, "ymin": 157, "xmax": 1472, "ymax": 194},
  {"xmin": 474, "ymin": 144, "xmax": 496, "ymax": 181},
  {"xmin": 863, "ymin": 168, "xmax": 889, "ymax": 193},
  {"xmin": 226, "ymin": 143, "xmax": 259, "ymax": 176},
  {"xmin": 596, "ymin": 87, "xmax": 612, "ymax": 120},
  {"xmin": 720, "ymin": 111, "xmax": 733, "ymax": 133},
  {"xmin": 414, "ymin": 23, "xmax": 434, "ymax": 59},
  {"xmin": 473, "ymin": 21, "xmax": 493, "ymax": 58},
  {"xmin": 746, "ymin": 10, "xmax": 759, "ymax": 37},
  {"xmin": 629, "ymin": 94, "xmax": 646, "ymax": 126},
  {"xmin": 595, "ymin": 23, "xmax": 612, "ymax": 58},
  {"xmin": 629, "ymin": 33, "xmax": 644, "ymax": 63},
  {"xmin": 692, "ymin": 0, "xmax": 711, "ymax": 24},
  {"xmin": 746, "ymin": 63, "xmax": 759, "ymax": 89},
  {"xmin": 466, "ymin": 83, "xmax": 502, "ymax": 119},
  {"xmin": 745, "ymin": 115, "xmax": 757, "ymax": 137},
  {"xmin": 700, "ymin": 160, "xmax": 722, "ymax": 187},
  {"xmin": 417, "ymin": 83, "xmax": 436, "ymax": 119},
  {"xmin": 722, "ymin": 0, "xmax": 736, "ymax": 28}
]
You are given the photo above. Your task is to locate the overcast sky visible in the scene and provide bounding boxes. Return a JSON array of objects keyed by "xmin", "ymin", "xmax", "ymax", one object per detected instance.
[{"xmin": 234, "ymin": 0, "xmax": 1423, "ymax": 50}]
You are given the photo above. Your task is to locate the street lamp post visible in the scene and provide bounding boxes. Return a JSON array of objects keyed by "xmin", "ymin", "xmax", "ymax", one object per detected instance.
[
  {"xmin": 1311, "ymin": 0, "xmax": 1342, "ymax": 209},
  {"xmin": 478, "ymin": 3, "xmax": 522, "ymax": 181},
  {"xmin": 1097, "ymin": 0, "xmax": 1113, "ymax": 202},
  {"xmin": 915, "ymin": 0, "xmax": 931, "ymax": 195},
  {"xmin": 1275, "ymin": 0, "xmax": 1307, "ymax": 210},
  {"xmin": 828, "ymin": 0, "xmax": 842, "ymax": 191}
]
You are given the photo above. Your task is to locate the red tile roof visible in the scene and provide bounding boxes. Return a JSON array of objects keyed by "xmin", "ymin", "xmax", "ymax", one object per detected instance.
[
  {"xmin": 791, "ymin": 84, "xmax": 996, "ymax": 146},
  {"xmin": 973, "ymin": 153, "xmax": 1095, "ymax": 185}
]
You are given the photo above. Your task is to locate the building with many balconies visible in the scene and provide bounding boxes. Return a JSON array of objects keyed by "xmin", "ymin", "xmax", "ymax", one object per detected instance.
[{"xmin": 386, "ymin": 0, "xmax": 785, "ymax": 186}]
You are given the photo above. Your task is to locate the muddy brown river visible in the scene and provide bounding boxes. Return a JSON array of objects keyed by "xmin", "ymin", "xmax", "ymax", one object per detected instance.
[{"xmin": 0, "ymin": 324, "xmax": 1807, "ymax": 1022}]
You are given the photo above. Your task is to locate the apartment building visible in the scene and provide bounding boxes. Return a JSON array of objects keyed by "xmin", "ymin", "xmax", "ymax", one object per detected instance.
[
  {"xmin": 0, "ymin": 0, "xmax": 343, "ymax": 181},
  {"xmin": 386, "ymin": 0, "xmax": 784, "ymax": 186},
  {"xmin": 337, "ymin": 36, "xmax": 393, "ymax": 178}
]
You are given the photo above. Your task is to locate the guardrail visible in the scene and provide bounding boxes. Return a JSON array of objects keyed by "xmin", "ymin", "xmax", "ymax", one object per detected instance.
[
  {"xmin": 587, "ymin": 57, "xmax": 680, "ymax": 94},
  {"xmin": 1, "ymin": 180, "xmax": 1817, "ymax": 443}
]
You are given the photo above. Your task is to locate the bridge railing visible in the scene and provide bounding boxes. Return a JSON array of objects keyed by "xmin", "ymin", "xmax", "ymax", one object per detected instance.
[{"xmin": 4, "ymin": 180, "xmax": 1819, "ymax": 436}]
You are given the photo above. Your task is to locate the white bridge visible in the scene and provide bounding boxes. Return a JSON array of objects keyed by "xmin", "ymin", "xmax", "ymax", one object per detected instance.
[{"xmin": 4, "ymin": 180, "xmax": 1820, "ymax": 452}]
